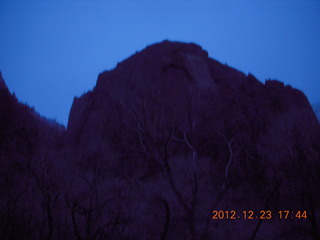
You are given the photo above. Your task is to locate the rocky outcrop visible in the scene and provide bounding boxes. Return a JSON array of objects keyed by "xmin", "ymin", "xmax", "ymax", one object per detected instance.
[{"xmin": 65, "ymin": 41, "xmax": 320, "ymax": 240}]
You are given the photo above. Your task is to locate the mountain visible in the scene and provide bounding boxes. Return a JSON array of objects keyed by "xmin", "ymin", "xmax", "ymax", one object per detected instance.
[
  {"xmin": 1, "ymin": 41, "xmax": 320, "ymax": 240},
  {"xmin": 0, "ymin": 72, "xmax": 65, "ymax": 239}
]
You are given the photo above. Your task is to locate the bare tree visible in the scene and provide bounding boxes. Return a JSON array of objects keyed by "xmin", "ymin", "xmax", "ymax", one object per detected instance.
[
  {"xmin": 64, "ymin": 157, "xmax": 129, "ymax": 240},
  {"xmin": 24, "ymin": 131, "xmax": 60, "ymax": 240}
]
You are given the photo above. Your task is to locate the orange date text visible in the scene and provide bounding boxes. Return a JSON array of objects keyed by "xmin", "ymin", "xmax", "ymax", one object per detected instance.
[{"xmin": 212, "ymin": 210, "xmax": 307, "ymax": 220}]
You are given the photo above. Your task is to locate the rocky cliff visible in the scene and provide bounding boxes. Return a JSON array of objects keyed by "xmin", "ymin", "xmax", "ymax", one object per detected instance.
[{"xmin": 1, "ymin": 41, "xmax": 320, "ymax": 240}]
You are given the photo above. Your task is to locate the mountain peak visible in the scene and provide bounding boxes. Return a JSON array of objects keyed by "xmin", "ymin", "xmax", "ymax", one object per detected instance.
[
  {"xmin": 68, "ymin": 41, "xmax": 318, "ymax": 138},
  {"xmin": 95, "ymin": 40, "xmax": 246, "ymax": 99},
  {"xmin": 144, "ymin": 40, "xmax": 209, "ymax": 57}
]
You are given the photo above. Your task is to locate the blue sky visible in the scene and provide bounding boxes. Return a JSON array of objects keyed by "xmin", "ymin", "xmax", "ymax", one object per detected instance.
[{"xmin": 1, "ymin": 0, "xmax": 319, "ymax": 126}]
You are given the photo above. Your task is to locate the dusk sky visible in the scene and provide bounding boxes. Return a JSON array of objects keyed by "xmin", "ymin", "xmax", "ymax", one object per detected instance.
[{"xmin": 1, "ymin": 0, "xmax": 319, "ymax": 126}]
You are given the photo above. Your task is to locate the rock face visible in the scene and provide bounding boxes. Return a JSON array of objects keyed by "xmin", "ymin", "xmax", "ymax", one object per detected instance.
[
  {"xmin": 65, "ymin": 41, "xmax": 320, "ymax": 240},
  {"xmin": 1, "ymin": 41, "xmax": 320, "ymax": 240},
  {"xmin": 67, "ymin": 41, "xmax": 246, "ymax": 135}
]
